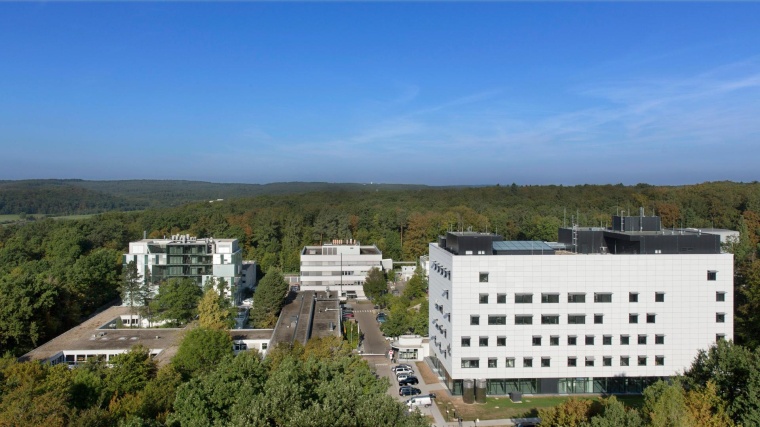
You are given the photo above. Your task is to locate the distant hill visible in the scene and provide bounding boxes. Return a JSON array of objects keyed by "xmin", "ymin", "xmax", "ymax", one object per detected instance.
[{"xmin": 0, "ymin": 179, "xmax": 433, "ymax": 215}]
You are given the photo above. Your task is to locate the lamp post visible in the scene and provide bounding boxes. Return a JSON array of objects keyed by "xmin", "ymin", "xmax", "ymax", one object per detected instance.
[
  {"xmin": 445, "ymin": 408, "xmax": 449, "ymax": 422},
  {"xmin": 475, "ymin": 419, "xmax": 479, "ymax": 427}
]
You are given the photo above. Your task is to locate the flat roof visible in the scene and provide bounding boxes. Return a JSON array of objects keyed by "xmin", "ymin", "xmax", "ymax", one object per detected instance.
[{"xmin": 493, "ymin": 241, "xmax": 555, "ymax": 252}]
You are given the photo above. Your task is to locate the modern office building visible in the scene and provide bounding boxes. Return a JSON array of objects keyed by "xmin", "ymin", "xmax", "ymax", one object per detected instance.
[
  {"xmin": 124, "ymin": 234, "xmax": 256, "ymax": 304},
  {"xmin": 299, "ymin": 240, "xmax": 392, "ymax": 300},
  {"xmin": 428, "ymin": 212, "xmax": 733, "ymax": 396}
]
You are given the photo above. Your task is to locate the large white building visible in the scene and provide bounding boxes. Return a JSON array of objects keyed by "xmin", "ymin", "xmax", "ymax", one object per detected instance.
[
  {"xmin": 124, "ymin": 234, "xmax": 256, "ymax": 304},
  {"xmin": 429, "ymin": 213, "xmax": 733, "ymax": 396},
  {"xmin": 299, "ymin": 240, "xmax": 392, "ymax": 300}
]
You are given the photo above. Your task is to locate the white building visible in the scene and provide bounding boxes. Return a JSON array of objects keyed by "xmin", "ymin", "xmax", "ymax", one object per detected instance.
[
  {"xmin": 429, "ymin": 213, "xmax": 733, "ymax": 396},
  {"xmin": 299, "ymin": 240, "xmax": 392, "ymax": 300},
  {"xmin": 124, "ymin": 234, "xmax": 256, "ymax": 305}
]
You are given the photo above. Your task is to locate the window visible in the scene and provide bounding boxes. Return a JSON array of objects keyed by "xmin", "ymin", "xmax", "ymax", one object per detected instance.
[
  {"xmin": 716, "ymin": 313, "xmax": 726, "ymax": 323},
  {"xmin": 638, "ymin": 335, "xmax": 647, "ymax": 345},
  {"xmin": 532, "ymin": 336, "xmax": 542, "ymax": 346},
  {"xmin": 262, "ymin": 343, "xmax": 268, "ymax": 350},
  {"xmin": 515, "ymin": 293, "xmax": 533, "ymax": 304},
  {"xmin": 594, "ymin": 293, "xmax": 613, "ymax": 303},
  {"xmin": 488, "ymin": 315, "xmax": 507, "ymax": 325},
  {"xmin": 461, "ymin": 359, "xmax": 480, "ymax": 368},
  {"xmin": 620, "ymin": 356, "xmax": 630, "ymax": 366},
  {"xmin": 568, "ymin": 314, "xmax": 586, "ymax": 324},
  {"xmin": 568, "ymin": 335, "xmax": 577, "ymax": 346},
  {"xmin": 488, "ymin": 358, "xmax": 497, "ymax": 368},
  {"xmin": 585, "ymin": 335, "xmax": 595, "ymax": 345},
  {"xmin": 585, "ymin": 357, "xmax": 595, "ymax": 367},
  {"xmin": 550, "ymin": 336, "xmax": 560, "ymax": 346},
  {"xmin": 568, "ymin": 293, "xmax": 586, "ymax": 303},
  {"xmin": 541, "ymin": 315, "xmax": 560, "ymax": 325},
  {"xmin": 497, "ymin": 336, "xmax": 506, "ymax": 346},
  {"xmin": 479, "ymin": 294, "xmax": 489, "ymax": 304},
  {"xmin": 505, "ymin": 357, "xmax": 515, "ymax": 367},
  {"xmin": 515, "ymin": 315, "xmax": 533, "ymax": 325},
  {"xmin": 629, "ymin": 314, "xmax": 639, "ymax": 324},
  {"xmin": 541, "ymin": 357, "xmax": 551, "ymax": 367},
  {"xmin": 470, "ymin": 315, "xmax": 480, "ymax": 325},
  {"xmin": 568, "ymin": 357, "xmax": 577, "ymax": 367},
  {"xmin": 655, "ymin": 335, "xmax": 665, "ymax": 345},
  {"xmin": 708, "ymin": 271, "xmax": 717, "ymax": 281},
  {"xmin": 655, "ymin": 356, "xmax": 665, "ymax": 366},
  {"xmin": 497, "ymin": 293, "xmax": 507, "ymax": 304},
  {"xmin": 479, "ymin": 337, "xmax": 489, "ymax": 347},
  {"xmin": 479, "ymin": 273, "xmax": 489, "ymax": 283},
  {"xmin": 638, "ymin": 356, "xmax": 647, "ymax": 366},
  {"xmin": 655, "ymin": 292, "xmax": 665, "ymax": 302},
  {"xmin": 461, "ymin": 337, "xmax": 471, "ymax": 347},
  {"xmin": 603, "ymin": 356, "xmax": 612, "ymax": 366},
  {"xmin": 603, "ymin": 335, "xmax": 612, "ymax": 345},
  {"xmin": 523, "ymin": 357, "xmax": 533, "ymax": 368},
  {"xmin": 716, "ymin": 292, "xmax": 726, "ymax": 302},
  {"xmin": 541, "ymin": 293, "xmax": 560, "ymax": 303},
  {"xmin": 717, "ymin": 334, "xmax": 726, "ymax": 342},
  {"xmin": 621, "ymin": 335, "xmax": 630, "ymax": 345},
  {"xmin": 629, "ymin": 292, "xmax": 639, "ymax": 303},
  {"xmin": 647, "ymin": 314, "xmax": 656, "ymax": 324},
  {"xmin": 594, "ymin": 314, "xmax": 604, "ymax": 324}
]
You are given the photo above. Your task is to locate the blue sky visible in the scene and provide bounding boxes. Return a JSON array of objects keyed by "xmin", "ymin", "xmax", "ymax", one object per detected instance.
[{"xmin": 1, "ymin": 3, "xmax": 760, "ymax": 186}]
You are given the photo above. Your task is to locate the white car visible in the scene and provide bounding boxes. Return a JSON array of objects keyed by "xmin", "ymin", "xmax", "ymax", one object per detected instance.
[{"xmin": 395, "ymin": 367, "xmax": 414, "ymax": 377}]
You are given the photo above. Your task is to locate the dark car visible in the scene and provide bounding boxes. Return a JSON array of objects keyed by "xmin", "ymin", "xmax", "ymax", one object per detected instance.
[
  {"xmin": 399, "ymin": 386, "xmax": 421, "ymax": 396},
  {"xmin": 376, "ymin": 313, "xmax": 388, "ymax": 323},
  {"xmin": 398, "ymin": 376, "xmax": 419, "ymax": 386}
]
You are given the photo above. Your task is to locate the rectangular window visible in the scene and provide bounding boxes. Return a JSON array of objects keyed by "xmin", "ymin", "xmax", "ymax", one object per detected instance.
[
  {"xmin": 603, "ymin": 335, "xmax": 612, "ymax": 345},
  {"xmin": 585, "ymin": 335, "xmax": 595, "ymax": 345},
  {"xmin": 621, "ymin": 335, "xmax": 630, "ymax": 345},
  {"xmin": 655, "ymin": 356, "xmax": 664, "ymax": 366},
  {"xmin": 541, "ymin": 315, "xmax": 560, "ymax": 325},
  {"xmin": 568, "ymin": 293, "xmax": 586, "ymax": 303},
  {"xmin": 629, "ymin": 314, "xmax": 639, "ymax": 324},
  {"xmin": 479, "ymin": 273, "xmax": 489, "ymax": 283},
  {"xmin": 461, "ymin": 337, "xmax": 471, "ymax": 347},
  {"xmin": 655, "ymin": 292, "xmax": 665, "ymax": 302},
  {"xmin": 708, "ymin": 271, "xmax": 717, "ymax": 281},
  {"xmin": 550, "ymin": 336, "xmax": 560, "ymax": 346},
  {"xmin": 505, "ymin": 357, "xmax": 515, "ymax": 367},
  {"xmin": 515, "ymin": 315, "xmax": 533, "ymax": 325},
  {"xmin": 594, "ymin": 314, "xmax": 604, "ymax": 324},
  {"xmin": 470, "ymin": 315, "xmax": 480, "ymax": 326},
  {"xmin": 541, "ymin": 293, "xmax": 560, "ymax": 303},
  {"xmin": 262, "ymin": 343, "xmax": 268, "ymax": 350},
  {"xmin": 515, "ymin": 293, "xmax": 533, "ymax": 304},
  {"xmin": 488, "ymin": 358, "xmax": 497, "ymax": 368},
  {"xmin": 638, "ymin": 356, "xmax": 647, "ymax": 366},
  {"xmin": 523, "ymin": 357, "xmax": 533, "ymax": 368},
  {"xmin": 629, "ymin": 292, "xmax": 639, "ymax": 303},
  {"xmin": 655, "ymin": 334, "xmax": 665, "ymax": 344},
  {"xmin": 479, "ymin": 293, "xmax": 489, "ymax": 304},
  {"xmin": 716, "ymin": 313, "xmax": 726, "ymax": 323},
  {"xmin": 532, "ymin": 336, "xmax": 542, "ymax": 346},
  {"xmin": 717, "ymin": 334, "xmax": 726, "ymax": 342},
  {"xmin": 603, "ymin": 356, "xmax": 612, "ymax": 367},
  {"xmin": 647, "ymin": 314, "xmax": 656, "ymax": 324},
  {"xmin": 620, "ymin": 356, "xmax": 630, "ymax": 366},
  {"xmin": 497, "ymin": 293, "xmax": 507, "ymax": 304},
  {"xmin": 568, "ymin": 314, "xmax": 586, "ymax": 324},
  {"xmin": 568, "ymin": 336, "xmax": 577, "ymax": 346},
  {"xmin": 568, "ymin": 357, "xmax": 577, "ymax": 367},
  {"xmin": 479, "ymin": 337, "xmax": 489, "ymax": 347},
  {"xmin": 638, "ymin": 335, "xmax": 647, "ymax": 345},
  {"xmin": 716, "ymin": 292, "xmax": 726, "ymax": 302},
  {"xmin": 541, "ymin": 357, "xmax": 551, "ymax": 367},
  {"xmin": 585, "ymin": 357, "xmax": 595, "ymax": 367},
  {"xmin": 497, "ymin": 336, "xmax": 506, "ymax": 346},
  {"xmin": 594, "ymin": 293, "xmax": 613, "ymax": 303},
  {"xmin": 488, "ymin": 315, "xmax": 507, "ymax": 325},
  {"xmin": 461, "ymin": 359, "xmax": 480, "ymax": 368}
]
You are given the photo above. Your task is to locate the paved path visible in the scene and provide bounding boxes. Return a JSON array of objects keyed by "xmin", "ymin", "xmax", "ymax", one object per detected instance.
[{"xmin": 353, "ymin": 300, "xmax": 389, "ymax": 355}]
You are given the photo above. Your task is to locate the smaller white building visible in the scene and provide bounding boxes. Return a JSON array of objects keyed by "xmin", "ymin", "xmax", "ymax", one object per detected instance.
[{"xmin": 391, "ymin": 335, "xmax": 430, "ymax": 362}]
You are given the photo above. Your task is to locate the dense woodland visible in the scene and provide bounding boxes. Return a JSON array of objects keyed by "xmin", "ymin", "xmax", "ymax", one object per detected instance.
[{"xmin": 3, "ymin": 181, "xmax": 760, "ymax": 425}]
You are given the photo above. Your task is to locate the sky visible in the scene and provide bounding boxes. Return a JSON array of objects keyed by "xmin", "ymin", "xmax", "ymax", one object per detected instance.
[{"xmin": 1, "ymin": 2, "xmax": 760, "ymax": 186}]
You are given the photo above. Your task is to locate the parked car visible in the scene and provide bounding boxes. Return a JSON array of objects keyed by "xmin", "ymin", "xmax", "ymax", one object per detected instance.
[
  {"xmin": 376, "ymin": 312, "xmax": 388, "ymax": 323},
  {"xmin": 399, "ymin": 386, "xmax": 422, "ymax": 396},
  {"xmin": 406, "ymin": 394, "xmax": 433, "ymax": 409},
  {"xmin": 395, "ymin": 367, "xmax": 414, "ymax": 377},
  {"xmin": 398, "ymin": 376, "xmax": 419, "ymax": 386},
  {"xmin": 342, "ymin": 312, "xmax": 354, "ymax": 319},
  {"xmin": 392, "ymin": 364, "xmax": 414, "ymax": 372}
]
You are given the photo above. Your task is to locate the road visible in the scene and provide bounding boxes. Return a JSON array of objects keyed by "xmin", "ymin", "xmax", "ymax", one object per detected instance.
[{"xmin": 352, "ymin": 300, "xmax": 389, "ymax": 355}]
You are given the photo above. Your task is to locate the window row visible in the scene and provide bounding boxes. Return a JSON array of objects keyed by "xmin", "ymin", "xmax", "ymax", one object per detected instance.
[
  {"xmin": 477, "ymin": 291, "xmax": 728, "ymax": 304},
  {"xmin": 461, "ymin": 334, "xmax": 666, "ymax": 347},
  {"xmin": 471, "ymin": 313, "xmax": 658, "ymax": 325},
  {"xmin": 462, "ymin": 355, "xmax": 665, "ymax": 369}
]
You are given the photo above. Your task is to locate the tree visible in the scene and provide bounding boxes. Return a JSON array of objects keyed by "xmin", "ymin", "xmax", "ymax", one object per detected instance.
[
  {"xmin": 151, "ymin": 278, "xmax": 203, "ymax": 327},
  {"xmin": 402, "ymin": 266, "xmax": 427, "ymax": 301},
  {"xmin": 588, "ymin": 396, "xmax": 644, "ymax": 427},
  {"xmin": 642, "ymin": 380, "xmax": 694, "ymax": 427},
  {"xmin": 172, "ymin": 327, "xmax": 233, "ymax": 379},
  {"xmin": 537, "ymin": 397, "xmax": 593, "ymax": 427},
  {"xmin": 120, "ymin": 260, "xmax": 143, "ymax": 323},
  {"xmin": 249, "ymin": 267, "xmax": 288, "ymax": 328},
  {"xmin": 198, "ymin": 288, "xmax": 234, "ymax": 330},
  {"xmin": 363, "ymin": 267, "xmax": 387, "ymax": 301},
  {"xmin": 104, "ymin": 345, "xmax": 157, "ymax": 398}
]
